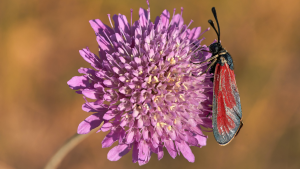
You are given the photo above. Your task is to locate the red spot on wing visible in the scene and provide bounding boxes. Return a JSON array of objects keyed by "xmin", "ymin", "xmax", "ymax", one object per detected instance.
[{"xmin": 214, "ymin": 64, "xmax": 235, "ymax": 134}]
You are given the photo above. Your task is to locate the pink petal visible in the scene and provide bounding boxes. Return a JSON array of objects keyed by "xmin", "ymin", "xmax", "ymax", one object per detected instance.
[
  {"xmin": 160, "ymin": 9, "xmax": 170, "ymax": 29},
  {"xmin": 77, "ymin": 112, "xmax": 104, "ymax": 134},
  {"xmin": 96, "ymin": 35, "xmax": 112, "ymax": 52},
  {"xmin": 78, "ymin": 68, "xmax": 96, "ymax": 75},
  {"xmin": 100, "ymin": 122, "xmax": 112, "ymax": 132},
  {"xmin": 137, "ymin": 118, "xmax": 143, "ymax": 128},
  {"xmin": 81, "ymin": 101, "xmax": 108, "ymax": 113},
  {"xmin": 115, "ymin": 33, "xmax": 124, "ymax": 43},
  {"xmin": 164, "ymin": 139, "xmax": 177, "ymax": 159},
  {"xmin": 67, "ymin": 76, "xmax": 89, "ymax": 90},
  {"xmin": 195, "ymin": 135, "xmax": 207, "ymax": 147},
  {"xmin": 175, "ymin": 141, "xmax": 195, "ymax": 163},
  {"xmin": 134, "ymin": 57, "xmax": 141, "ymax": 65},
  {"xmin": 126, "ymin": 130, "xmax": 135, "ymax": 144},
  {"xmin": 132, "ymin": 142, "xmax": 139, "ymax": 163},
  {"xmin": 89, "ymin": 19, "xmax": 114, "ymax": 36},
  {"xmin": 188, "ymin": 27, "xmax": 201, "ymax": 40},
  {"xmin": 138, "ymin": 141, "xmax": 150, "ymax": 165},
  {"xmin": 157, "ymin": 146, "xmax": 164, "ymax": 160},
  {"xmin": 118, "ymin": 14, "xmax": 130, "ymax": 34},
  {"xmin": 152, "ymin": 132, "xmax": 159, "ymax": 148},
  {"xmin": 79, "ymin": 48, "xmax": 100, "ymax": 68},
  {"xmin": 107, "ymin": 144, "xmax": 131, "ymax": 161},
  {"xmin": 139, "ymin": 8, "xmax": 148, "ymax": 28},
  {"xmin": 170, "ymin": 14, "xmax": 184, "ymax": 28},
  {"xmin": 82, "ymin": 89, "xmax": 97, "ymax": 99},
  {"xmin": 142, "ymin": 129, "xmax": 149, "ymax": 140},
  {"xmin": 112, "ymin": 67, "xmax": 122, "ymax": 75},
  {"xmin": 103, "ymin": 111, "xmax": 116, "ymax": 120},
  {"xmin": 103, "ymin": 79, "xmax": 116, "ymax": 88},
  {"xmin": 102, "ymin": 128, "xmax": 123, "ymax": 148}
]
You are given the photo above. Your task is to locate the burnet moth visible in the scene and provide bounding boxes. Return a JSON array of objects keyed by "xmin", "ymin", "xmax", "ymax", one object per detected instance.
[{"xmin": 195, "ymin": 7, "xmax": 243, "ymax": 146}]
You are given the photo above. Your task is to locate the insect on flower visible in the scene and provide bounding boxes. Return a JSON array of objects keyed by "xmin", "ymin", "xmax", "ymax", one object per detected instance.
[{"xmin": 194, "ymin": 7, "xmax": 243, "ymax": 146}]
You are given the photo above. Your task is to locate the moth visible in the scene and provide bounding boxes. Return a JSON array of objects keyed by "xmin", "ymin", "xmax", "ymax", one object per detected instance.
[{"xmin": 195, "ymin": 7, "xmax": 243, "ymax": 146}]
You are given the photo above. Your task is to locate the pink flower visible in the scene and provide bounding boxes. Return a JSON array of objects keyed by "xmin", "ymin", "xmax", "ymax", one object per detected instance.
[{"xmin": 68, "ymin": 0, "xmax": 213, "ymax": 165}]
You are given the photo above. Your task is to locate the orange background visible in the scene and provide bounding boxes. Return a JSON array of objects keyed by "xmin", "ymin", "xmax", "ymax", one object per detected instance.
[{"xmin": 1, "ymin": 0, "xmax": 300, "ymax": 168}]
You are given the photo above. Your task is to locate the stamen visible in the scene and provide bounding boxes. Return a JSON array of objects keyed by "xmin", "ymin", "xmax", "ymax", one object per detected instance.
[
  {"xmin": 153, "ymin": 76, "xmax": 159, "ymax": 83},
  {"xmin": 166, "ymin": 72, "xmax": 171, "ymax": 79},
  {"xmin": 179, "ymin": 94, "xmax": 185, "ymax": 101},
  {"xmin": 160, "ymin": 122, "xmax": 167, "ymax": 127},
  {"xmin": 189, "ymin": 44, "xmax": 204, "ymax": 56},
  {"xmin": 182, "ymin": 84, "xmax": 188, "ymax": 90},
  {"xmin": 202, "ymin": 88, "xmax": 213, "ymax": 93},
  {"xmin": 130, "ymin": 9, "xmax": 133, "ymax": 27},
  {"xmin": 188, "ymin": 39, "xmax": 201, "ymax": 49},
  {"xmin": 181, "ymin": 7, "xmax": 184, "ymax": 16},
  {"xmin": 199, "ymin": 27, "xmax": 211, "ymax": 37},
  {"xmin": 119, "ymin": 26, "xmax": 127, "ymax": 42},
  {"xmin": 170, "ymin": 58, "xmax": 176, "ymax": 65},
  {"xmin": 107, "ymin": 14, "xmax": 114, "ymax": 28},
  {"xmin": 180, "ymin": 20, "xmax": 194, "ymax": 39},
  {"xmin": 87, "ymin": 74, "xmax": 94, "ymax": 81},
  {"xmin": 103, "ymin": 31, "xmax": 115, "ymax": 49},
  {"xmin": 121, "ymin": 46, "xmax": 130, "ymax": 56},
  {"xmin": 168, "ymin": 126, "xmax": 172, "ymax": 131},
  {"xmin": 147, "ymin": 0, "xmax": 150, "ymax": 21},
  {"xmin": 147, "ymin": 75, "xmax": 152, "ymax": 84},
  {"xmin": 144, "ymin": 103, "xmax": 150, "ymax": 110},
  {"xmin": 170, "ymin": 105, "xmax": 175, "ymax": 110},
  {"xmin": 187, "ymin": 20, "xmax": 194, "ymax": 28},
  {"xmin": 173, "ymin": 8, "xmax": 176, "ymax": 18}
]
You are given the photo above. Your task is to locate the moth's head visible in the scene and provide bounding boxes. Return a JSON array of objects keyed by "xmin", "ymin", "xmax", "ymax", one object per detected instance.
[{"xmin": 209, "ymin": 42, "xmax": 222, "ymax": 55}]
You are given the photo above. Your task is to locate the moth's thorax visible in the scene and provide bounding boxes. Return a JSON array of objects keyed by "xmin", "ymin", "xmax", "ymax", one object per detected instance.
[
  {"xmin": 220, "ymin": 57, "xmax": 226, "ymax": 64},
  {"xmin": 209, "ymin": 42, "xmax": 223, "ymax": 55},
  {"xmin": 209, "ymin": 44, "xmax": 234, "ymax": 79}
]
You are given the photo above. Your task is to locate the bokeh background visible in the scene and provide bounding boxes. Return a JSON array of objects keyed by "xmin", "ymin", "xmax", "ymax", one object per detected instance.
[{"xmin": 1, "ymin": 0, "xmax": 300, "ymax": 168}]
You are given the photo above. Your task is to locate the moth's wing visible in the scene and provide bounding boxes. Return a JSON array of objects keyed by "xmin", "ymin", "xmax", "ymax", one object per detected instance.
[{"xmin": 212, "ymin": 63, "xmax": 243, "ymax": 146}]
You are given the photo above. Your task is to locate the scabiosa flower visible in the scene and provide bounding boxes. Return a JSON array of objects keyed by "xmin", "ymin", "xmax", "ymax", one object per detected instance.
[{"xmin": 68, "ymin": 0, "xmax": 213, "ymax": 165}]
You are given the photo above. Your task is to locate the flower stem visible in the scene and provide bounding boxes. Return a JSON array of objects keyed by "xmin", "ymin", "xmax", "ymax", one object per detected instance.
[{"xmin": 44, "ymin": 123, "xmax": 103, "ymax": 169}]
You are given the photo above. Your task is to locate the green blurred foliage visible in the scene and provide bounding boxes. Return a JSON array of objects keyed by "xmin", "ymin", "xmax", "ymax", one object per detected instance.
[{"xmin": 0, "ymin": 0, "xmax": 300, "ymax": 168}]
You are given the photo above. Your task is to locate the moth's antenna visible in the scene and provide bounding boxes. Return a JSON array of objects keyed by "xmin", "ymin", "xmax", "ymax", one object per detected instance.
[
  {"xmin": 208, "ymin": 20, "xmax": 219, "ymax": 41},
  {"xmin": 211, "ymin": 7, "xmax": 220, "ymax": 43}
]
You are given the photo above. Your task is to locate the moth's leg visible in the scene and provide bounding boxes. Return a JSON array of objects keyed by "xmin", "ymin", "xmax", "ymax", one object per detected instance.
[
  {"xmin": 206, "ymin": 104, "xmax": 213, "ymax": 117},
  {"xmin": 192, "ymin": 58, "xmax": 217, "ymax": 77},
  {"xmin": 199, "ymin": 58, "xmax": 218, "ymax": 76},
  {"xmin": 192, "ymin": 54, "xmax": 219, "ymax": 65},
  {"xmin": 200, "ymin": 50, "xmax": 211, "ymax": 53}
]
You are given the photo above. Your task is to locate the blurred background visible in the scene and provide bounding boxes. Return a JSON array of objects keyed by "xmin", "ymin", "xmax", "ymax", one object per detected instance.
[{"xmin": 1, "ymin": 0, "xmax": 300, "ymax": 168}]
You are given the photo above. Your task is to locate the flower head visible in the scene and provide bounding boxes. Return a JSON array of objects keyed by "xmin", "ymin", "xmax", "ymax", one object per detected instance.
[{"xmin": 68, "ymin": 0, "xmax": 213, "ymax": 165}]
